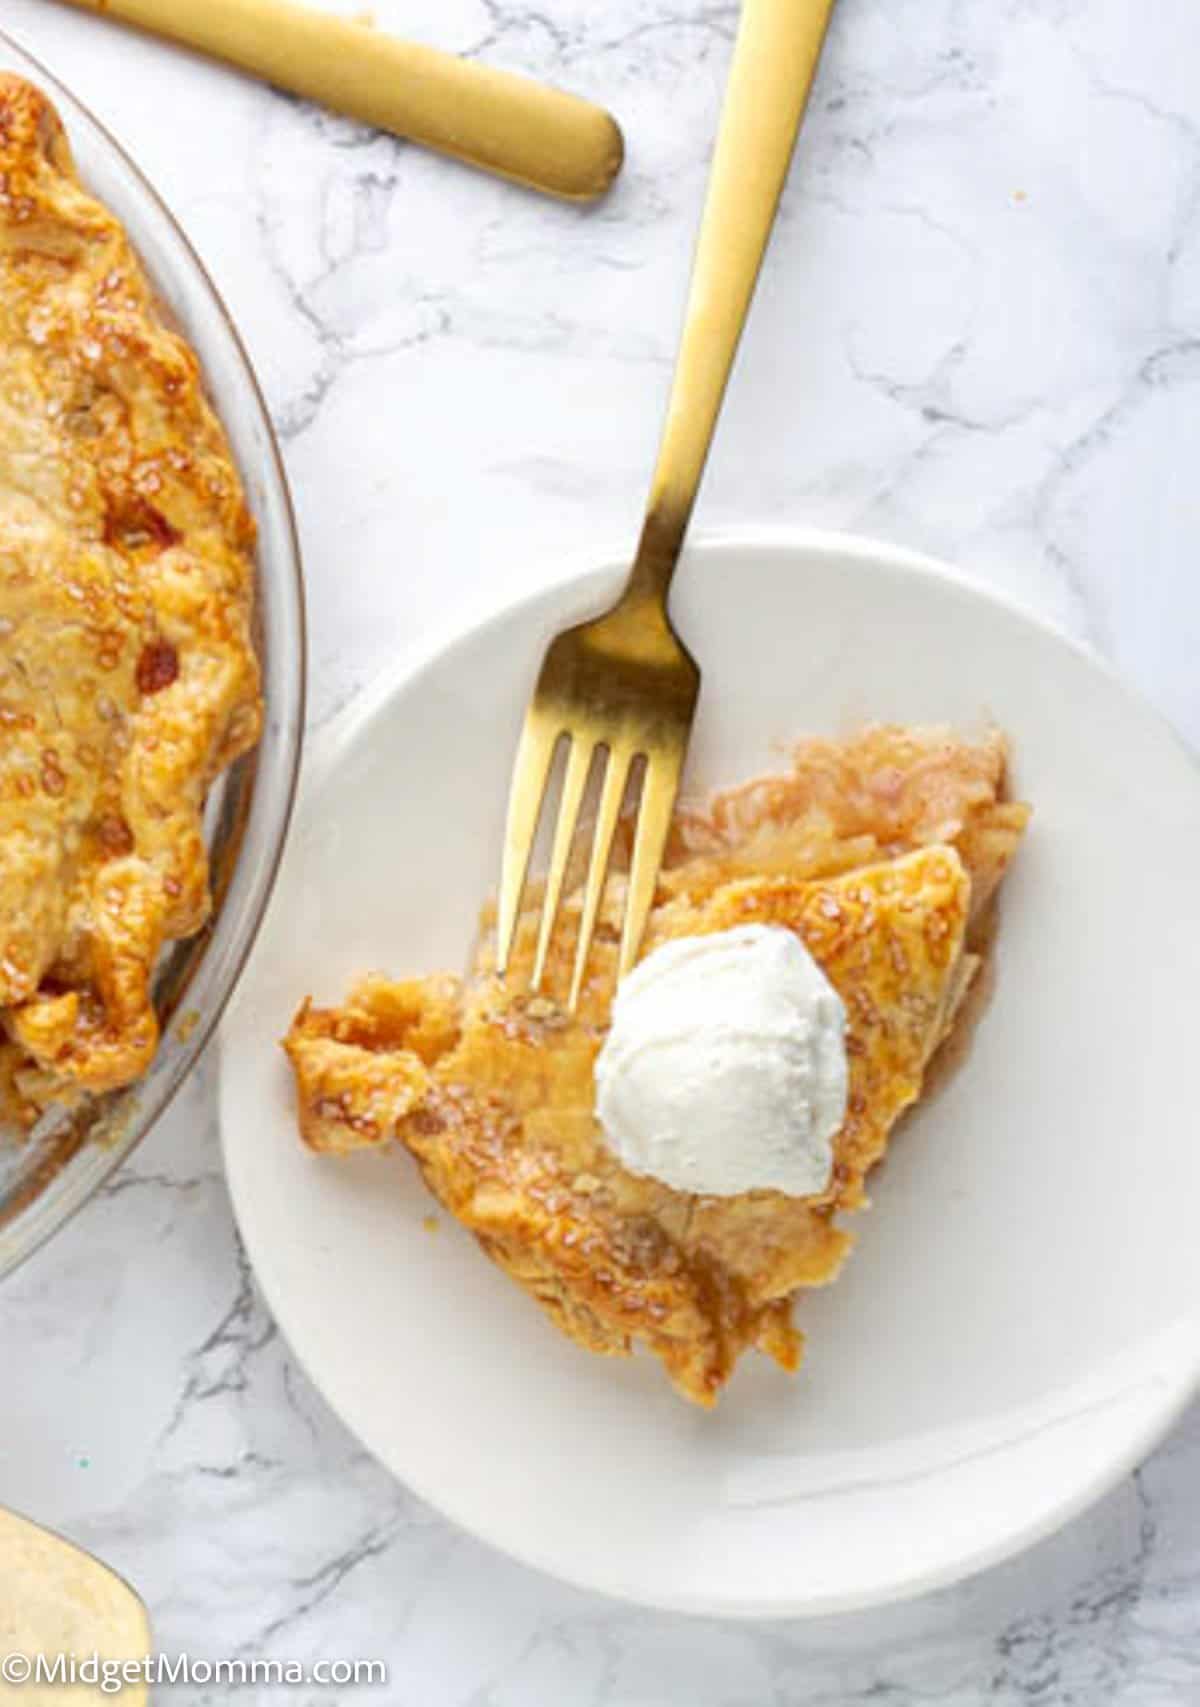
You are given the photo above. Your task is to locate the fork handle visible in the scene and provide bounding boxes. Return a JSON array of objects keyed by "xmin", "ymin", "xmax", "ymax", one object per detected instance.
[
  {"xmin": 54, "ymin": 0, "xmax": 624, "ymax": 203},
  {"xmin": 628, "ymin": 0, "xmax": 837, "ymax": 601}
]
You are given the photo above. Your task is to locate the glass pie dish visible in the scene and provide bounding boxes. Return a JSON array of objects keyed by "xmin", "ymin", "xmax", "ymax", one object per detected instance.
[{"xmin": 0, "ymin": 31, "xmax": 305, "ymax": 1280}]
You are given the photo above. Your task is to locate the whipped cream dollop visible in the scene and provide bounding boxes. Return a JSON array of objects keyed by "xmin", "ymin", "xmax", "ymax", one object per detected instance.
[{"xmin": 594, "ymin": 924, "xmax": 849, "ymax": 1198}]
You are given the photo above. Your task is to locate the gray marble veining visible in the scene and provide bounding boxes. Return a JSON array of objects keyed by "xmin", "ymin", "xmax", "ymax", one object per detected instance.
[{"xmin": 2, "ymin": 1, "xmax": 1200, "ymax": 1701}]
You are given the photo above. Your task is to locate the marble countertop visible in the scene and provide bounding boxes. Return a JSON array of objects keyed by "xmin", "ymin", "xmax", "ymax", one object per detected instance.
[{"xmin": 3, "ymin": 0, "xmax": 1200, "ymax": 1700}]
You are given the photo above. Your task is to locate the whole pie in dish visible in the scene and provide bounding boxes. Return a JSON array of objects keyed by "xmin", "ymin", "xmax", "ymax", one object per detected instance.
[
  {"xmin": 285, "ymin": 727, "xmax": 1029, "ymax": 1407},
  {"xmin": 0, "ymin": 76, "xmax": 261, "ymax": 1122}
]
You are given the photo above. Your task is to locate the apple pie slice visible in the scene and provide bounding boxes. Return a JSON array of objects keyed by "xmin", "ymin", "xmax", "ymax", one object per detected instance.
[{"xmin": 285, "ymin": 727, "xmax": 1028, "ymax": 1405}]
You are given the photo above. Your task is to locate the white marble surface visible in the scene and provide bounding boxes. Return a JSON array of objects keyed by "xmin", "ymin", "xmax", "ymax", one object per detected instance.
[{"xmin": 3, "ymin": 0, "xmax": 1200, "ymax": 1699}]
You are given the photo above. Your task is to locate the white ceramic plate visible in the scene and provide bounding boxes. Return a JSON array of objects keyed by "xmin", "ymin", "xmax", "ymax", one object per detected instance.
[{"xmin": 220, "ymin": 532, "xmax": 1200, "ymax": 1618}]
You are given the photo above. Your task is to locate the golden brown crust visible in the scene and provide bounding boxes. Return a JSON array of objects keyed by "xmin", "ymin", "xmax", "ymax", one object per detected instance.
[
  {"xmin": 665, "ymin": 725, "xmax": 1026, "ymax": 928},
  {"xmin": 0, "ymin": 76, "xmax": 261, "ymax": 1110},
  {"xmin": 285, "ymin": 728, "xmax": 1029, "ymax": 1406}
]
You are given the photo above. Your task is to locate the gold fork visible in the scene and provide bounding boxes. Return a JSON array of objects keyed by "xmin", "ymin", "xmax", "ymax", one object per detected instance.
[{"xmin": 497, "ymin": 0, "xmax": 838, "ymax": 1009}]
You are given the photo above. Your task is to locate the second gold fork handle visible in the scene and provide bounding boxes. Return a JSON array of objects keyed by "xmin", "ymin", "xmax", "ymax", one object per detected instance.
[
  {"xmin": 55, "ymin": 0, "xmax": 625, "ymax": 203},
  {"xmin": 630, "ymin": 0, "xmax": 837, "ymax": 598}
]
